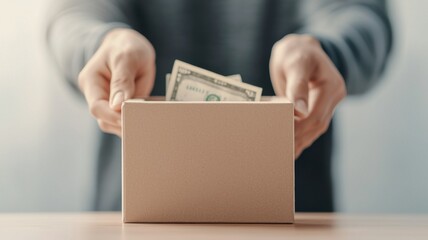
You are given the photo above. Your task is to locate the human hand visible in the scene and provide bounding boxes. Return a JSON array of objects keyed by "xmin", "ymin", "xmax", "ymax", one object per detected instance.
[
  {"xmin": 78, "ymin": 28, "xmax": 155, "ymax": 136},
  {"xmin": 269, "ymin": 34, "xmax": 346, "ymax": 158}
]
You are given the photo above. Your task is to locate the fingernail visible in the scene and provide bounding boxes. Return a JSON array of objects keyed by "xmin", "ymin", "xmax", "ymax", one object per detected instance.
[
  {"xmin": 295, "ymin": 99, "xmax": 308, "ymax": 116},
  {"xmin": 111, "ymin": 91, "xmax": 124, "ymax": 108}
]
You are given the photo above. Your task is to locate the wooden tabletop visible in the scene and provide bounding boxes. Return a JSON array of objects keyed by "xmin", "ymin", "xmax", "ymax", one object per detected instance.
[{"xmin": 1, "ymin": 212, "xmax": 427, "ymax": 240}]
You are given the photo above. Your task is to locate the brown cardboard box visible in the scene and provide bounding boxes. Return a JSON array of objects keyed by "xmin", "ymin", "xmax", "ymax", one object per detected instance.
[{"xmin": 122, "ymin": 97, "xmax": 294, "ymax": 223}]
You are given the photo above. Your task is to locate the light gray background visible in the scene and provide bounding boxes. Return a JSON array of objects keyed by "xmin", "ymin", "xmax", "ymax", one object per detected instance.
[{"xmin": 1, "ymin": 1, "xmax": 427, "ymax": 212}]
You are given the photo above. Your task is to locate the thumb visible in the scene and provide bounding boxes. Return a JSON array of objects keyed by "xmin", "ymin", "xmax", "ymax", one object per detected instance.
[
  {"xmin": 109, "ymin": 64, "xmax": 136, "ymax": 111},
  {"xmin": 285, "ymin": 70, "xmax": 309, "ymax": 117}
]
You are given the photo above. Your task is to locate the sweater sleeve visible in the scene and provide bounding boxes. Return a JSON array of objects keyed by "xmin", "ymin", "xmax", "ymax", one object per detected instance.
[
  {"xmin": 46, "ymin": 0, "xmax": 133, "ymax": 89},
  {"xmin": 298, "ymin": 0, "xmax": 393, "ymax": 95}
]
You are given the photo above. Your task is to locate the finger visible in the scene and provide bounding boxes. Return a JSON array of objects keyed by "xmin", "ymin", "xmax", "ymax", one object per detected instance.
[
  {"xmin": 294, "ymin": 89, "xmax": 335, "ymax": 158},
  {"xmin": 109, "ymin": 58, "xmax": 137, "ymax": 111},
  {"xmin": 296, "ymin": 105, "xmax": 333, "ymax": 151},
  {"xmin": 283, "ymin": 62, "xmax": 311, "ymax": 117},
  {"xmin": 133, "ymin": 62, "xmax": 156, "ymax": 98},
  {"xmin": 298, "ymin": 109, "xmax": 333, "ymax": 143},
  {"xmin": 294, "ymin": 86, "xmax": 331, "ymax": 139},
  {"xmin": 80, "ymin": 70, "xmax": 121, "ymax": 125},
  {"xmin": 295, "ymin": 114, "xmax": 332, "ymax": 159},
  {"xmin": 91, "ymin": 100, "xmax": 122, "ymax": 125},
  {"xmin": 269, "ymin": 48, "xmax": 287, "ymax": 97},
  {"xmin": 97, "ymin": 120, "xmax": 122, "ymax": 137},
  {"xmin": 294, "ymin": 71, "xmax": 345, "ymax": 154}
]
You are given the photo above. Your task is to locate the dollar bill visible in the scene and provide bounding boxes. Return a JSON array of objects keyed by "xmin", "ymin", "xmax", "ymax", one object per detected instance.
[
  {"xmin": 166, "ymin": 60, "xmax": 262, "ymax": 101},
  {"xmin": 165, "ymin": 73, "xmax": 171, "ymax": 90},
  {"xmin": 166, "ymin": 73, "xmax": 241, "ymax": 92}
]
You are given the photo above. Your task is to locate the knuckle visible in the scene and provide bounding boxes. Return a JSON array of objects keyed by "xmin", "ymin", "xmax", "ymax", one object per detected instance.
[
  {"xmin": 121, "ymin": 46, "xmax": 138, "ymax": 59},
  {"xmin": 111, "ymin": 47, "xmax": 137, "ymax": 65},
  {"xmin": 283, "ymin": 52, "xmax": 315, "ymax": 71},
  {"xmin": 281, "ymin": 34, "xmax": 320, "ymax": 50},
  {"xmin": 293, "ymin": 52, "xmax": 312, "ymax": 65},
  {"xmin": 301, "ymin": 34, "xmax": 320, "ymax": 46},
  {"xmin": 112, "ymin": 50, "xmax": 130, "ymax": 63},
  {"xmin": 298, "ymin": 51, "xmax": 312, "ymax": 62},
  {"xmin": 282, "ymin": 34, "xmax": 299, "ymax": 44},
  {"xmin": 286, "ymin": 34, "xmax": 318, "ymax": 45}
]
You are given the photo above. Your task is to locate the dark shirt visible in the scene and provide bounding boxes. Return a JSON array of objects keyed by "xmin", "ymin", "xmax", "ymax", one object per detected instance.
[{"xmin": 46, "ymin": 0, "xmax": 393, "ymax": 211}]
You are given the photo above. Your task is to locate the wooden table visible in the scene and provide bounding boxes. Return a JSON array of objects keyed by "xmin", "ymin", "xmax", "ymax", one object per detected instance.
[{"xmin": 1, "ymin": 212, "xmax": 427, "ymax": 239}]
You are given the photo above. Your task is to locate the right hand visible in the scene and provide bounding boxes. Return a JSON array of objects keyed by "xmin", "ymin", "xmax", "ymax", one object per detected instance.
[
  {"xmin": 78, "ymin": 28, "xmax": 156, "ymax": 137},
  {"xmin": 269, "ymin": 34, "xmax": 346, "ymax": 158}
]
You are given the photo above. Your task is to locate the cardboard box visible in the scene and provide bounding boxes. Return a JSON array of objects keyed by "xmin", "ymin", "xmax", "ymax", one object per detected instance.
[{"xmin": 122, "ymin": 97, "xmax": 294, "ymax": 223}]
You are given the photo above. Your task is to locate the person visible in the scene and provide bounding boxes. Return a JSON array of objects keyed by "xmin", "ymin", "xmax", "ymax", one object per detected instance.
[{"xmin": 46, "ymin": 0, "xmax": 393, "ymax": 212}]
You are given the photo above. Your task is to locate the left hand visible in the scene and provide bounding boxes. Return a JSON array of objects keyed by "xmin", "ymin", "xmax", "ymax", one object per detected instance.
[{"xmin": 269, "ymin": 34, "xmax": 347, "ymax": 158}]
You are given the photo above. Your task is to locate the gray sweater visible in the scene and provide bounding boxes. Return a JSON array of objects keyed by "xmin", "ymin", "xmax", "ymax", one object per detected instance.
[{"xmin": 46, "ymin": 0, "xmax": 392, "ymax": 211}]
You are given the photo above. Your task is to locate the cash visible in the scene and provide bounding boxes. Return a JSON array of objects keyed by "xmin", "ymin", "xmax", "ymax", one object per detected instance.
[
  {"xmin": 165, "ymin": 60, "xmax": 262, "ymax": 101},
  {"xmin": 166, "ymin": 73, "xmax": 241, "ymax": 89}
]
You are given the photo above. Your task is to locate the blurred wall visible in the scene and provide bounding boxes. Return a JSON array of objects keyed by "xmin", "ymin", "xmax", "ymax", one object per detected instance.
[
  {"xmin": 0, "ymin": 0, "xmax": 427, "ymax": 212},
  {"xmin": 0, "ymin": 0, "xmax": 96, "ymax": 211},
  {"xmin": 334, "ymin": 1, "xmax": 428, "ymax": 213}
]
